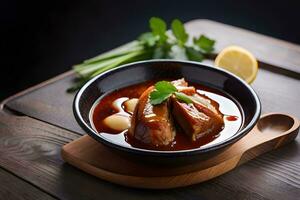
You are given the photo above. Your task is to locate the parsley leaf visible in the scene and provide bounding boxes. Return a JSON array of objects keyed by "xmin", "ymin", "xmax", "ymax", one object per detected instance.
[
  {"xmin": 193, "ymin": 35, "xmax": 215, "ymax": 53},
  {"xmin": 150, "ymin": 91, "xmax": 172, "ymax": 105},
  {"xmin": 155, "ymin": 81, "xmax": 177, "ymax": 93},
  {"xmin": 186, "ymin": 47, "xmax": 204, "ymax": 62},
  {"xmin": 171, "ymin": 19, "xmax": 188, "ymax": 47},
  {"xmin": 150, "ymin": 17, "xmax": 167, "ymax": 43},
  {"xmin": 174, "ymin": 92, "xmax": 193, "ymax": 104},
  {"xmin": 150, "ymin": 81, "xmax": 193, "ymax": 105},
  {"xmin": 150, "ymin": 81, "xmax": 177, "ymax": 105}
]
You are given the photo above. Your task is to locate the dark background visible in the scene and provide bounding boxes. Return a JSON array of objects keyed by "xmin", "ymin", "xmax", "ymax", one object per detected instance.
[{"xmin": 1, "ymin": 0, "xmax": 300, "ymax": 101}]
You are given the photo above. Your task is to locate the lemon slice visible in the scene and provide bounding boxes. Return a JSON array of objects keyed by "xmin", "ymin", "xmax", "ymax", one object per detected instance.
[{"xmin": 215, "ymin": 46, "xmax": 258, "ymax": 83}]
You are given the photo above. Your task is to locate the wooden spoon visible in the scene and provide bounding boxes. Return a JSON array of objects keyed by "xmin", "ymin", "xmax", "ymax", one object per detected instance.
[{"xmin": 61, "ymin": 113, "xmax": 300, "ymax": 189}]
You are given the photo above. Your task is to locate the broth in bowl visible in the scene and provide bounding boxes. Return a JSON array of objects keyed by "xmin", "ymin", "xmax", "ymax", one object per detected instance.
[{"xmin": 91, "ymin": 78, "xmax": 243, "ymax": 151}]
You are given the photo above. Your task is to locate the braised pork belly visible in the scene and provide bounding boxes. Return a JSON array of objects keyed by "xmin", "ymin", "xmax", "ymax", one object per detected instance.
[
  {"xmin": 171, "ymin": 79, "xmax": 224, "ymax": 141},
  {"xmin": 129, "ymin": 86, "xmax": 176, "ymax": 146},
  {"xmin": 129, "ymin": 79, "xmax": 224, "ymax": 145}
]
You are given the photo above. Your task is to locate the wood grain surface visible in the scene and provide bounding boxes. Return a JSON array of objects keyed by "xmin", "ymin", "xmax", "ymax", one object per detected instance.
[
  {"xmin": 1, "ymin": 19, "xmax": 300, "ymax": 200},
  {"xmin": 0, "ymin": 168, "xmax": 55, "ymax": 200}
]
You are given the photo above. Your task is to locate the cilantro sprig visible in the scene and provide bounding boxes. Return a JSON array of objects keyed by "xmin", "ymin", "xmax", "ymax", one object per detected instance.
[
  {"xmin": 150, "ymin": 81, "xmax": 193, "ymax": 105},
  {"xmin": 69, "ymin": 17, "xmax": 215, "ymax": 92}
]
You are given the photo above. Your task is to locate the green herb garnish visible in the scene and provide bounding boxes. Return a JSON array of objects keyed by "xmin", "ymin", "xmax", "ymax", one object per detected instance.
[
  {"xmin": 174, "ymin": 92, "xmax": 193, "ymax": 104},
  {"xmin": 69, "ymin": 17, "xmax": 216, "ymax": 92},
  {"xmin": 150, "ymin": 81, "xmax": 177, "ymax": 105},
  {"xmin": 171, "ymin": 19, "xmax": 188, "ymax": 47},
  {"xmin": 193, "ymin": 35, "xmax": 215, "ymax": 53},
  {"xmin": 150, "ymin": 81, "xmax": 193, "ymax": 105}
]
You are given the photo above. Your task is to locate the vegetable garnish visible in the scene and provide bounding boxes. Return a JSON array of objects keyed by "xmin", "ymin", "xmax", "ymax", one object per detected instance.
[
  {"xmin": 68, "ymin": 17, "xmax": 215, "ymax": 92},
  {"xmin": 174, "ymin": 92, "xmax": 193, "ymax": 104},
  {"xmin": 150, "ymin": 81, "xmax": 192, "ymax": 105},
  {"xmin": 150, "ymin": 81, "xmax": 177, "ymax": 105}
]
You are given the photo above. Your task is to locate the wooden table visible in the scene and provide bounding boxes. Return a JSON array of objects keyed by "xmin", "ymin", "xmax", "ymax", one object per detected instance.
[{"xmin": 1, "ymin": 20, "xmax": 300, "ymax": 200}]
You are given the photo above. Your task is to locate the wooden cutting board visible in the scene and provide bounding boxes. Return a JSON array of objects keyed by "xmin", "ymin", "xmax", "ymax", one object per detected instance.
[{"xmin": 61, "ymin": 113, "xmax": 299, "ymax": 189}]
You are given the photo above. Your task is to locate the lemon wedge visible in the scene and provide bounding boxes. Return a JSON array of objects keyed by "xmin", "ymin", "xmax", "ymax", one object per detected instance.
[{"xmin": 215, "ymin": 46, "xmax": 258, "ymax": 83}]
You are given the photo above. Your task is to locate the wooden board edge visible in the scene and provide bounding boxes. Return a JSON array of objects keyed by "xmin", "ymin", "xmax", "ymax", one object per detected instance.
[{"xmin": 61, "ymin": 139, "xmax": 241, "ymax": 189}]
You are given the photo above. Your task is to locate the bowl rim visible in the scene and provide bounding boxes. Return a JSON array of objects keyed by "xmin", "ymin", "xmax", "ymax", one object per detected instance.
[{"xmin": 73, "ymin": 59, "xmax": 261, "ymax": 157}]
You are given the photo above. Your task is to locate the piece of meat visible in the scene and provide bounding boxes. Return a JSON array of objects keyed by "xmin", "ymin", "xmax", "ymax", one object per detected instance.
[
  {"xmin": 172, "ymin": 78, "xmax": 196, "ymax": 95},
  {"xmin": 171, "ymin": 95, "xmax": 224, "ymax": 141},
  {"xmin": 171, "ymin": 78, "xmax": 188, "ymax": 87},
  {"xmin": 170, "ymin": 79, "xmax": 224, "ymax": 141},
  {"xmin": 129, "ymin": 86, "xmax": 175, "ymax": 146}
]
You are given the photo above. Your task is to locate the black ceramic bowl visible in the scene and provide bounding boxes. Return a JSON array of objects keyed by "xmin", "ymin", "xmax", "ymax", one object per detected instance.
[{"xmin": 73, "ymin": 60, "xmax": 261, "ymax": 165}]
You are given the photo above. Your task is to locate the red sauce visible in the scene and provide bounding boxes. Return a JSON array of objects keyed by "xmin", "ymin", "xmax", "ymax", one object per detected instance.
[
  {"xmin": 91, "ymin": 80, "xmax": 243, "ymax": 151},
  {"xmin": 226, "ymin": 115, "xmax": 239, "ymax": 121}
]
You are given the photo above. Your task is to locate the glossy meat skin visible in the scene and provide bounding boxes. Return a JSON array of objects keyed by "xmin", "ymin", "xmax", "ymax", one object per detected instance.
[
  {"xmin": 129, "ymin": 86, "xmax": 175, "ymax": 146},
  {"xmin": 172, "ymin": 96, "xmax": 224, "ymax": 141},
  {"xmin": 171, "ymin": 79, "xmax": 224, "ymax": 141},
  {"xmin": 129, "ymin": 78, "xmax": 224, "ymax": 145},
  {"xmin": 172, "ymin": 78, "xmax": 196, "ymax": 95}
]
